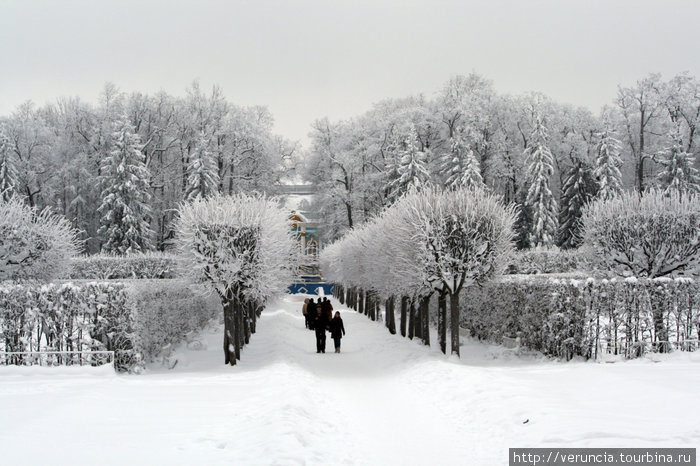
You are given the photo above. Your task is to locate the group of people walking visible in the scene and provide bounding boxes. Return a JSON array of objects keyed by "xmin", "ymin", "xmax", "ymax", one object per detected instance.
[{"xmin": 302, "ymin": 297, "xmax": 345, "ymax": 353}]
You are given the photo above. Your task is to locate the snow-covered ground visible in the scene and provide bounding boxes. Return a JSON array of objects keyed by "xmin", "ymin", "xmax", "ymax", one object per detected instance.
[{"xmin": 1, "ymin": 295, "xmax": 698, "ymax": 465}]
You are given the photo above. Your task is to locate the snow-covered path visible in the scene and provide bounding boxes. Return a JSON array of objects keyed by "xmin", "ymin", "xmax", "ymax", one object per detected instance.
[{"xmin": 1, "ymin": 294, "xmax": 699, "ymax": 465}]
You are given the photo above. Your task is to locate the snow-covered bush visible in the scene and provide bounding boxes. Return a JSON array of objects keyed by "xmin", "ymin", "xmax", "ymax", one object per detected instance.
[
  {"xmin": 0, "ymin": 196, "xmax": 80, "ymax": 281},
  {"xmin": 176, "ymin": 193, "xmax": 297, "ymax": 365},
  {"xmin": 462, "ymin": 276, "xmax": 699, "ymax": 359},
  {"xmin": 68, "ymin": 252, "xmax": 181, "ymax": 279},
  {"xmin": 506, "ymin": 248, "xmax": 588, "ymax": 275},
  {"xmin": 0, "ymin": 280, "xmax": 219, "ymax": 371},
  {"xmin": 581, "ymin": 189, "xmax": 699, "ymax": 278}
]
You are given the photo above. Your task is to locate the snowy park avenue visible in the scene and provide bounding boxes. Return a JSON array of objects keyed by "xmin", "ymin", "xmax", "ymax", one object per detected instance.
[{"xmin": 1, "ymin": 294, "xmax": 699, "ymax": 465}]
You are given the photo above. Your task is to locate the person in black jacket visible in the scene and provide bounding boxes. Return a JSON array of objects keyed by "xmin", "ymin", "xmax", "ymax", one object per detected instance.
[
  {"xmin": 314, "ymin": 307, "xmax": 328, "ymax": 353},
  {"xmin": 307, "ymin": 298, "xmax": 317, "ymax": 330},
  {"xmin": 329, "ymin": 311, "xmax": 346, "ymax": 353}
]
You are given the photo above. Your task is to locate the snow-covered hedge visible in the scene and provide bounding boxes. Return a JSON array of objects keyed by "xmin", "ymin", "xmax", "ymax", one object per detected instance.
[
  {"xmin": 505, "ymin": 248, "xmax": 588, "ymax": 275},
  {"xmin": 125, "ymin": 280, "xmax": 219, "ymax": 363},
  {"xmin": 0, "ymin": 280, "xmax": 218, "ymax": 371},
  {"xmin": 68, "ymin": 253, "xmax": 181, "ymax": 279},
  {"xmin": 462, "ymin": 276, "xmax": 699, "ymax": 359}
]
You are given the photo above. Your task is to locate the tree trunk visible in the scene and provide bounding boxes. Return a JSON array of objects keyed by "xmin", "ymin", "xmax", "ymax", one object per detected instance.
[
  {"xmin": 414, "ymin": 298, "xmax": 423, "ymax": 339},
  {"xmin": 339, "ymin": 285, "xmax": 345, "ymax": 305},
  {"xmin": 251, "ymin": 302, "xmax": 257, "ymax": 334},
  {"xmin": 438, "ymin": 290, "xmax": 447, "ymax": 354},
  {"xmin": 450, "ymin": 291, "xmax": 460, "ymax": 356},
  {"xmin": 359, "ymin": 289, "xmax": 365, "ymax": 315},
  {"xmin": 420, "ymin": 295, "xmax": 430, "ymax": 346},
  {"xmin": 386, "ymin": 296, "xmax": 396, "ymax": 334},
  {"xmin": 222, "ymin": 297, "xmax": 236, "ymax": 365},
  {"xmin": 234, "ymin": 299, "xmax": 242, "ymax": 361},
  {"xmin": 244, "ymin": 301, "xmax": 253, "ymax": 344},
  {"xmin": 400, "ymin": 296, "xmax": 408, "ymax": 337},
  {"xmin": 408, "ymin": 300, "xmax": 416, "ymax": 340}
]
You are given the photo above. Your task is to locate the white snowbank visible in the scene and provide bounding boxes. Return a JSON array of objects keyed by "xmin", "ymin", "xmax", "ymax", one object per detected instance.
[{"xmin": 0, "ymin": 294, "xmax": 697, "ymax": 465}]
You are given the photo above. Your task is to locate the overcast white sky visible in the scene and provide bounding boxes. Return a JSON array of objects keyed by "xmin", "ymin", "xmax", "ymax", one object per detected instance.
[{"xmin": 1, "ymin": 0, "xmax": 699, "ymax": 146}]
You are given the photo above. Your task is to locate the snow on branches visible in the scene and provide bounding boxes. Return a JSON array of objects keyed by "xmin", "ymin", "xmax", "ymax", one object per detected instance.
[
  {"xmin": 524, "ymin": 113, "xmax": 558, "ymax": 248},
  {"xmin": 98, "ymin": 117, "xmax": 153, "ymax": 254},
  {"xmin": 0, "ymin": 195, "xmax": 80, "ymax": 281},
  {"xmin": 321, "ymin": 186, "xmax": 516, "ymax": 356},
  {"xmin": 581, "ymin": 189, "xmax": 699, "ymax": 278},
  {"xmin": 176, "ymin": 193, "xmax": 297, "ymax": 364}
]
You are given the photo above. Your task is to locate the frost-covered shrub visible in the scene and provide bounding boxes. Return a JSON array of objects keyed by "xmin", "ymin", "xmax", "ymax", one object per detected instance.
[
  {"xmin": 0, "ymin": 196, "xmax": 80, "ymax": 281},
  {"xmin": 581, "ymin": 189, "xmax": 699, "ymax": 278},
  {"xmin": 462, "ymin": 276, "xmax": 699, "ymax": 359},
  {"xmin": 506, "ymin": 248, "xmax": 588, "ymax": 274},
  {"xmin": 68, "ymin": 252, "xmax": 180, "ymax": 279},
  {"xmin": 125, "ymin": 279, "xmax": 219, "ymax": 362},
  {"xmin": 0, "ymin": 280, "xmax": 218, "ymax": 371}
]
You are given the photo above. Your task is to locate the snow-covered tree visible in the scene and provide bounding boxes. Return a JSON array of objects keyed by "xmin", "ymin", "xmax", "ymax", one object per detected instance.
[
  {"xmin": 176, "ymin": 193, "xmax": 297, "ymax": 365},
  {"xmin": 440, "ymin": 129, "xmax": 484, "ymax": 189},
  {"xmin": 593, "ymin": 124, "xmax": 623, "ymax": 200},
  {"xmin": 185, "ymin": 131, "xmax": 219, "ymax": 200},
  {"xmin": 581, "ymin": 189, "xmax": 699, "ymax": 278},
  {"xmin": 0, "ymin": 131, "xmax": 17, "ymax": 201},
  {"xmin": 0, "ymin": 195, "xmax": 80, "ymax": 281},
  {"xmin": 98, "ymin": 118, "xmax": 154, "ymax": 254},
  {"xmin": 524, "ymin": 114, "xmax": 558, "ymax": 248},
  {"xmin": 403, "ymin": 187, "xmax": 517, "ymax": 355},
  {"xmin": 557, "ymin": 160, "xmax": 597, "ymax": 249},
  {"xmin": 656, "ymin": 123, "xmax": 700, "ymax": 194},
  {"xmin": 390, "ymin": 127, "xmax": 430, "ymax": 199}
]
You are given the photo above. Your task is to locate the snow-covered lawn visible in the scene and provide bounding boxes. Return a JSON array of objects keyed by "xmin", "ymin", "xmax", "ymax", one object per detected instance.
[{"xmin": 1, "ymin": 295, "xmax": 698, "ymax": 465}]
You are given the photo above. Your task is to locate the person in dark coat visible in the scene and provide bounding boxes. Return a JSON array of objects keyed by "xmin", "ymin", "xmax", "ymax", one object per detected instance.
[
  {"xmin": 329, "ymin": 311, "xmax": 346, "ymax": 353},
  {"xmin": 307, "ymin": 298, "xmax": 317, "ymax": 330},
  {"xmin": 321, "ymin": 297, "xmax": 333, "ymax": 322},
  {"xmin": 314, "ymin": 307, "xmax": 329, "ymax": 353}
]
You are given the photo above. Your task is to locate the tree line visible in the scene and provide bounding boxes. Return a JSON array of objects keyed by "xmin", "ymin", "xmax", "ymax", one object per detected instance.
[
  {"xmin": 0, "ymin": 82, "xmax": 296, "ymax": 254},
  {"xmin": 304, "ymin": 72, "xmax": 700, "ymax": 247}
]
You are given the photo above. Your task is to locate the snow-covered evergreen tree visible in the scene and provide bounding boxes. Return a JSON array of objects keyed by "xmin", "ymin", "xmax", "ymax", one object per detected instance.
[
  {"xmin": 390, "ymin": 127, "xmax": 430, "ymax": 199},
  {"xmin": 557, "ymin": 160, "xmax": 597, "ymax": 249},
  {"xmin": 98, "ymin": 118, "xmax": 153, "ymax": 254},
  {"xmin": 185, "ymin": 131, "xmax": 219, "ymax": 201},
  {"xmin": 657, "ymin": 123, "xmax": 700, "ymax": 194},
  {"xmin": 440, "ymin": 130, "xmax": 484, "ymax": 189},
  {"xmin": 524, "ymin": 114, "xmax": 558, "ymax": 248},
  {"xmin": 0, "ymin": 131, "xmax": 17, "ymax": 202},
  {"xmin": 593, "ymin": 125, "xmax": 623, "ymax": 200}
]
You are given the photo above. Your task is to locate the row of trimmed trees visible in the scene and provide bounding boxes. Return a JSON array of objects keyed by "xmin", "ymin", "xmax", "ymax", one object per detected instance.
[
  {"xmin": 326, "ymin": 188, "xmax": 699, "ymax": 356},
  {"xmin": 322, "ymin": 187, "xmax": 517, "ymax": 356}
]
